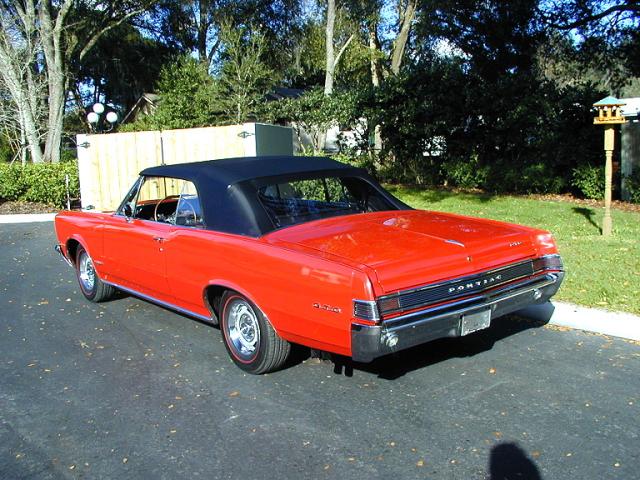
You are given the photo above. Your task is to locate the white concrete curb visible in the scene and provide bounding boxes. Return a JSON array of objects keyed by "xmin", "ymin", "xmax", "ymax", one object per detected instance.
[
  {"xmin": 0, "ymin": 213, "xmax": 57, "ymax": 224},
  {"xmin": 519, "ymin": 301, "xmax": 640, "ymax": 341}
]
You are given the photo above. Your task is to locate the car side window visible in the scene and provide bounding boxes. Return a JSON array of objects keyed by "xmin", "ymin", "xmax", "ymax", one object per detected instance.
[
  {"xmin": 175, "ymin": 181, "xmax": 205, "ymax": 228},
  {"xmin": 129, "ymin": 176, "xmax": 181, "ymax": 223}
]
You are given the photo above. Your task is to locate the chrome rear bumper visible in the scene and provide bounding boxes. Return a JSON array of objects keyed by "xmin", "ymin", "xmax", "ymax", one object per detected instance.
[{"xmin": 351, "ymin": 271, "xmax": 564, "ymax": 363}]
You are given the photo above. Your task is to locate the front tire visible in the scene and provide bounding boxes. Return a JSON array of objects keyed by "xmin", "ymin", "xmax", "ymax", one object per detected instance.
[
  {"xmin": 220, "ymin": 292, "xmax": 290, "ymax": 374},
  {"xmin": 75, "ymin": 245, "xmax": 115, "ymax": 302}
]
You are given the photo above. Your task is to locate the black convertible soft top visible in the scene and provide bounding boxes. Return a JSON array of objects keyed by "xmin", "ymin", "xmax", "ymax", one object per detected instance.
[
  {"xmin": 141, "ymin": 155, "xmax": 354, "ymax": 185},
  {"xmin": 138, "ymin": 156, "xmax": 408, "ymax": 236}
]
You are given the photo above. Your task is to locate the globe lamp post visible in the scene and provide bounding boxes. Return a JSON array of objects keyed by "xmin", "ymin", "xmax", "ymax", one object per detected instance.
[{"xmin": 87, "ymin": 102, "xmax": 118, "ymax": 133}]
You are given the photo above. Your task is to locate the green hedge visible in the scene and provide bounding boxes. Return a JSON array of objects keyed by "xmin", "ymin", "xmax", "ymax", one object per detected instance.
[{"xmin": 0, "ymin": 161, "xmax": 79, "ymax": 207}]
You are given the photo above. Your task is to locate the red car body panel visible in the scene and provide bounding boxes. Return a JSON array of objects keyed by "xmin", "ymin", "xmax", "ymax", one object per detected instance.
[
  {"xmin": 55, "ymin": 207, "xmax": 559, "ymax": 358},
  {"xmin": 54, "ymin": 157, "xmax": 564, "ymax": 363},
  {"xmin": 56, "ymin": 210, "xmax": 377, "ymax": 356}
]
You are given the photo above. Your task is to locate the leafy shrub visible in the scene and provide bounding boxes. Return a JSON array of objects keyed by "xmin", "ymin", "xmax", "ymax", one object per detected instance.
[
  {"xmin": 486, "ymin": 162, "xmax": 566, "ymax": 194},
  {"xmin": 0, "ymin": 164, "xmax": 26, "ymax": 199},
  {"xmin": 571, "ymin": 164, "xmax": 604, "ymax": 199},
  {"xmin": 625, "ymin": 170, "xmax": 640, "ymax": 204},
  {"xmin": 330, "ymin": 152, "xmax": 377, "ymax": 173},
  {"xmin": 0, "ymin": 161, "xmax": 79, "ymax": 207},
  {"xmin": 440, "ymin": 155, "xmax": 488, "ymax": 189}
]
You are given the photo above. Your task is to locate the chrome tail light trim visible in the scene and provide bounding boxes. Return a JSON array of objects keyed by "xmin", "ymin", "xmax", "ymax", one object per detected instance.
[{"xmin": 353, "ymin": 299, "xmax": 380, "ymax": 322}]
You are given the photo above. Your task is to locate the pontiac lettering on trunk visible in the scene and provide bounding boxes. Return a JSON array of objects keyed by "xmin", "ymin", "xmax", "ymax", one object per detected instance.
[{"xmin": 448, "ymin": 274, "xmax": 503, "ymax": 294}]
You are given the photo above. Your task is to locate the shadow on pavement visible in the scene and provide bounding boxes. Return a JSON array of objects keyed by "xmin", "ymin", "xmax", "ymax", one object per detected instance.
[
  {"xmin": 103, "ymin": 289, "xmax": 549, "ymax": 379},
  {"xmin": 331, "ymin": 314, "xmax": 548, "ymax": 380},
  {"xmin": 488, "ymin": 442, "xmax": 543, "ymax": 480}
]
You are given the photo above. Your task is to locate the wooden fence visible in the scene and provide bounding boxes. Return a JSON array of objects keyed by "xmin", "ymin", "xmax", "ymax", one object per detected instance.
[{"xmin": 75, "ymin": 123, "xmax": 293, "ymax": 211}]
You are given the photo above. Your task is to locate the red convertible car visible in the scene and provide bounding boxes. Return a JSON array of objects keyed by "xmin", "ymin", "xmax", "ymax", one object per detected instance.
[{"xmin": 55, "ymin": 156, "xmax": 564, "ymax": 374}]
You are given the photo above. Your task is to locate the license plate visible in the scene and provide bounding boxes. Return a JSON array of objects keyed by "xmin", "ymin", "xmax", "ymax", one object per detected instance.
[{"xmin": 461, "ymin": 310, "xmax": 491, "ymax": 336}]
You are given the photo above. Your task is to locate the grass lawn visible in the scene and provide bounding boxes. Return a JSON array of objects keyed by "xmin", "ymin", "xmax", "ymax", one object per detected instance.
[{"xmin": 389, "ymin": 186, "xmax": 640, "ymax": 315}]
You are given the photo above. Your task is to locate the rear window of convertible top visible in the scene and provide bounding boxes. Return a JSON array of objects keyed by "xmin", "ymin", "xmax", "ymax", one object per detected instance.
[{"xmin": 257, "ymin": 176, "xmax": 396, "ymax": 228}]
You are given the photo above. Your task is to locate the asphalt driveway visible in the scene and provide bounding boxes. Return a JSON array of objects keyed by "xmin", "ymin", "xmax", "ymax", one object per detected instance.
[{"xmin": 1, "ymin": 222, "xmax": 638, "ymax": 479}]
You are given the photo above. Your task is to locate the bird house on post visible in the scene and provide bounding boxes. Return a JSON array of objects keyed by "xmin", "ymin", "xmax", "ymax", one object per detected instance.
[
  {"xmin": 593, "ymin": 96, "xmax": 626, "ymax": 236},
  {"xmin": 594, "ymin": 96, "xmax": 627, "ymax": 126}
]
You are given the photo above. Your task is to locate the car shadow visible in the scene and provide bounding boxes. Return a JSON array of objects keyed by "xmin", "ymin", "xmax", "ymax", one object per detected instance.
[
  {"xmin": 101, "ymin": 289, "xmax": 130, "ymax": 302},
  {"xmin": 488, "ymin": 442, "xmax": 543, "ymax": 480},
  {"xmin": 572, "ymin": 206, "xmax": 601, "ymax": 233},
  {"xmin": 328, "ymin": 314, "xmax": 548, "ymax": 380},
  {"xmin": 111, "ymin": 289, "xmax": 549, "ymax": 379}
]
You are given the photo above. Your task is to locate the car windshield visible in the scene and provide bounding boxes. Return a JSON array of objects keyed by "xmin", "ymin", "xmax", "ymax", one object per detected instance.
[{"xmin": 257, "ymin": 176, "xmax": 396, "ymax": 228}]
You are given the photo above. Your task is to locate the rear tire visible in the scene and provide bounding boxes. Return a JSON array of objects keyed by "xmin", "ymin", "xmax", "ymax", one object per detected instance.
[
  {"xmin": 220, "ymin": 291, "xmax": 290, "ymax": 374},
  {"xmin": 75, "ymin": 245, "xmax": 115, "ymax": 302}
]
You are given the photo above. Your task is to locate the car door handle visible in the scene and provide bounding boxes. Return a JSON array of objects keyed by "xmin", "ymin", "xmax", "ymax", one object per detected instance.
[{"xmin": 153, "ymin": 236, "xmax": 165, "ymax": 243}]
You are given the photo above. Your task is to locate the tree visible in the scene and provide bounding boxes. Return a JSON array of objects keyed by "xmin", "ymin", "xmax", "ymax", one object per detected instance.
[
  {"xmin": 390, "ymin": 0, "xmax": 417, "ymax": 75},
  {"xmin": 0, "ymin": 2, "xmax": 46, "ymax": 163},
  {"xmin": 541, "ymin": 0, "xmax": 639, "ymax": 32},
  {"xmin": 71, "ymin": 22, "xmax": 173, "ymax": 118},
  {"xmin": 154, "ymin": 0, "xmax": 304, "ymax": 74},
  {"xmin": 216, "ymin": 25, "xmax": 276, "ymax": 124},
  {"xmin": 0, "ymin": 81, "xmax": 26, "ymax": 163},
  {"xmin": 538, "ymin": 1, "xmax": 639, "ymax": 94},
  {"xmin": 154, "ymin": 0, "xmax": 226, "ymax": 68},
  {"xmin": 123, "ymin": 25, "xmax": 276, "ymax": 131},
  {"xmin": 121, "ymin": 56, "xmax": 220, "ymax": 131},
  {"xmin": 0, "ymin": 1, "xmax": 152, "ymax": 163},
  {"xmin": 261, "ymin": 88, "xmax": 359, "ymax": 153},
  {"xmin": 324, "ymin": 0, "xmax": 355, "ymax": 95}
]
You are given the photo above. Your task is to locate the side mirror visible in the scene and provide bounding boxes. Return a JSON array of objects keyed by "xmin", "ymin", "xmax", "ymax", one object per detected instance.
[{"xmin": 123, "ymin": 204, "xmax": 133, "ymax": 218}]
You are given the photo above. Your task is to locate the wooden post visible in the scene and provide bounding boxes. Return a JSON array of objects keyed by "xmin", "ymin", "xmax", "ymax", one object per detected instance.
[
  {"xmin": 594, "ymin": 97, "xmax": 626, "ymax": 237},
  {"xmin": 603, "ymin": 125, "xmax": 615, "ymax": 236},
  {"xmin": 603, "ymin": 150, "xmax": 613, "ymax": 236}
]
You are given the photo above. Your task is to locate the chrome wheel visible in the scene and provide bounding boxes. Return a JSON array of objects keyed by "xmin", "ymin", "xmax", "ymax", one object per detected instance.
[
  {"xmin": 220, "ymin": 291, "xmax": 291, "ymax": 374},
  {"xmin": 78, "ymin": 251, "xmax": 96, "ymax": 292},
  {"xmin": 226, "ymin": 298, "xmax": 260, "ymax": 361},
  {"xmin": 74, "ymin": 245, "xmax": 115, "ymax": 303}
]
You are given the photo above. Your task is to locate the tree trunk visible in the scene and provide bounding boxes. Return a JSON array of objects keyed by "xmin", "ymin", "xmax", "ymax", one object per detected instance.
[
  {"xmin": 0, "ymin": 60, "xmax": 44, "ymax": 163},
  {"xmin": 324, "ymin": 0, "xmax": 336, "ymax": 96},
  {"xmin": 391, "ymin": 0, "xmax": 417, "ymax": 75},
  {"xmin": 198, "ymin": 0, "xmax": 208, "ymax": 63},
  {"xmin": 368, "ymin": 27, "xmax": 381, "ymax": 88},
  {"xmin": 18, "ymin": 92, "xmax": 43, "ymax": 163},
  {"xmin": 19, "ymin": 114, "xmax": 27, "ymax": 166},
  {"xmin": 39, "ymin": 0, "xmax": 71, "ymax": 163},
  {"xmin": 368, "ymin": 25, "xmax": 383, "ymax": 155},
  {"xmin": 0, "ymin": 0, "xmax": 45, "ymax": 163},
  {"xmin": 42, "ymin": 78, "xmax": 65, "ymax": 163}
]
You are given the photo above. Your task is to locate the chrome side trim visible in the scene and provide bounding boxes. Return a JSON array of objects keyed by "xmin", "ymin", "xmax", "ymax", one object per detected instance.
[
  {"xmin": 104, "ymin": 281, "xmax": 213, "ymax": 323},
  {"xmin": 384, "ymin": 273, "xmax": 559, "ymax": 332},
  {"xmin": 54, "ymin": 244, "xmax": 73, "ymax": 267},
  {"xmin": 444, "ymin": 239, "xmax": 465, "ymax": 247}
]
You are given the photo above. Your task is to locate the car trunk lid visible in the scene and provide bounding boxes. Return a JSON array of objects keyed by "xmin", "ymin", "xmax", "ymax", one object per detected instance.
[{"xmin": 265, "ymin": 210, "xmax": 537, "ymax": 294}]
